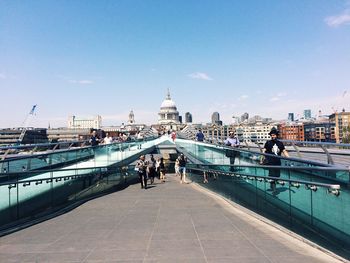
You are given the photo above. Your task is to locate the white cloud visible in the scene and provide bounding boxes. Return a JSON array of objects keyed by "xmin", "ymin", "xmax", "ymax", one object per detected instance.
[
  {"xmin": 0, "ymin": 73, "xmax": 6, "ymax": 79},
  {"xmin": 277, "ymin": 92, "xmax": 287, "ymax": 97},
  {"xmin": 325, "ymin": 10, "xmax": 350, "ymax": 27},
  {"xmin": 188, "ymin": 72, "xmax": 213, "ymax": 81},
  {"xmin": 270, "ymin": 97, "xmax": 280, "ymax": 102},
  {"xmin": 69, "ymin": 79, "xmax": 94, "ymax": 85},
  {"xmin": 238, "ymin": 95, "xmax": 249, "ymax": 101}
]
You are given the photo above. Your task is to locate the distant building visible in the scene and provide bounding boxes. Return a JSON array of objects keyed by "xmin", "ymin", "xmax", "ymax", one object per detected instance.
[
  {"xmin": 0, "ymin": 128, "xmax": 48, "ymax": 145},
  {"xmin": 278, "ymin": 123, "xmax": 304, "ymax": 141},
  {"xmin": 329, "ymin": 109, "xmax": 350, "ymax": 143},
  {"xmin": 201, "ymin": 124, "xmax": 234, "ymax": 143},
  {"xmin": 303, "ymin": 109, "xmax": 312, "ymax": 120},
  {"xmin": 185, "ymin": 112, "xmax": 193, "ymax": 123},
  {"xmin": 303, "ymin": 122, "xmax": 335, "ymax": 142},
  {"xmin": 241, "ymin": 112, "xmax": 249, "ymax": 122},
  {"xmin": 68, "ymin": 115, "xmax": 102, "ymax": 129},
  {"xmin": 158, "ymin": 90, "xmax": 180, "ymax": 131},
  {"xmin": 211, "ymin": 112, "xmax": 219, "ymax": 124},
  {"xmin": 237, "ymin": 123, "xmax": 274, "ymax": 143},
  {"xmin": 47, "ymin": 128, "xmax": 90, "ymax": 142},
  {"xmin": 211, "ymin": 112, "xmax": 222, "ymax": 126},
  {"xmin": 288, "ymin": 113, "xmax": 294, "ymax": 122},
  {"xmin": 248, "ymin": 115, "xmax": 263, "ymax": 124}
]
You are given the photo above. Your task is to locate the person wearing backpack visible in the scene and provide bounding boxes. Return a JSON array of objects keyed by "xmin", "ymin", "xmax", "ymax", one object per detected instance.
[
  {"xmin": 136, "ymin": 155, "xmax": 148, "ymax": 189},
  {"xmin": 147, "ymin": 154, "xmax": 156, "ymax": 184},
  {"xmin": 177, "ymin": 153, "xmax": 187, "ymax": 184}
]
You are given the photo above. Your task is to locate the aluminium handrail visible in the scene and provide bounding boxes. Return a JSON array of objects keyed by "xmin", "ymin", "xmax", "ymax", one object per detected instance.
[
  {"xmin": 176, "ymin": 138, "xmax": 336, "ymax": 168},
  {"xmin": 0, "ymin": 164, "xmax": 137, "ymax": 187},
  {"xmin": 187, "ymin": 167, "xmax": 341, "ymax": 195},
  {"xmin": 188, "ymin": 163, "xmax": 349, "ymax": 172},
  {"xmin": 281, "ymin": 140, "xmax": 350, "ymax": 148}
]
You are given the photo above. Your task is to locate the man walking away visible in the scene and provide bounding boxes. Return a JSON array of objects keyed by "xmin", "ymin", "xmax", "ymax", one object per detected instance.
[
  {"xmin": 177, "ymin": 153, "xmax": 187, "ymax": 184},
  {"xmin": 196, "ymin": 129, "xmax": 205, "ymax": 142}
]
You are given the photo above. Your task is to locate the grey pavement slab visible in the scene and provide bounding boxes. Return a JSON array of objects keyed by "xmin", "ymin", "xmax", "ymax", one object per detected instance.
[{"xmin": 0, "ymin": 174, "xmax": 344, "ymax": 263}]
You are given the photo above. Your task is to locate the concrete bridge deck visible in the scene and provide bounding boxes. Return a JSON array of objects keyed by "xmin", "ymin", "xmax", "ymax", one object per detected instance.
[{"xmin": 0, "ymin": 175, "xmax": 343, "ymax": 263}]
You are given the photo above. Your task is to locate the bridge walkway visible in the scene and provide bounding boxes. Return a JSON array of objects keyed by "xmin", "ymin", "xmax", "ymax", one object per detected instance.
[{"xmin": 0, "ymin": 175, "xmax": 342, "ymax": 263}]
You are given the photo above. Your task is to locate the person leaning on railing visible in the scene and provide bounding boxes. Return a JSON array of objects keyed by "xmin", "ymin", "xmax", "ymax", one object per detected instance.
[
  {"xmin": 260, "ymin": 127, "xmax": 289, "ymax": 193},
  {"xmin": 195, "ymin": 129, "xmax": 205, "ymax": 142},
  {"xmin": 224, "ymin": 131, "xmax": 240, "ymax": 171},
  {"xmin": 89, "ymin": 130, "xmax": 100, "ymax": 146}
]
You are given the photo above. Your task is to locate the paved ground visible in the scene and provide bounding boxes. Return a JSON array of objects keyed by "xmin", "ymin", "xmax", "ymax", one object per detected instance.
[{"xmin": 0, "ymin": 174, "xmax": 344, "ymax": 263}]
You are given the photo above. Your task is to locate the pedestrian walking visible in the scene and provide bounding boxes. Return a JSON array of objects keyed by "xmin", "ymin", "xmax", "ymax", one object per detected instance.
[
  {"xmin": 136, "ymin": 155, "xmax": 148, "ymax": 189},
  {"xmin": 147, "ymin": 154, "xmax": 156, "ymax": 184},
  {"xmin": 260, "ymin": 127, "xmax": 289, "ymax": 193},
  {"xmin": 155, "ymin": 157, "xmax": 161, "ymax": 179},
  {"xmin": 177, "ymin": 153, "xmax": 187, "ymax": 184},
  {"xmin": 174, "ymin": 158, "xmax": 180, "ymax": 177},
  {"xmin": 171, "ymin": 131, "xmax": 176, "ymax": 142},
  {"xmin": 159, "ymin": 157, "xmax": 166, "ymax": 182}
]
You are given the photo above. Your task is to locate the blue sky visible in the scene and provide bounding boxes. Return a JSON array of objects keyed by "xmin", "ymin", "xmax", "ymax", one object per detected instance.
[{"xmin": 1, "ymin": 0, "xmax": 350, "ymax": 128}]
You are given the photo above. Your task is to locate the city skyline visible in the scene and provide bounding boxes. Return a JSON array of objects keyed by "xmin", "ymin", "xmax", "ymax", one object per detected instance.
[{"xmin": 1, "ymin": 1, "xmax": 350, "ymax": 128}]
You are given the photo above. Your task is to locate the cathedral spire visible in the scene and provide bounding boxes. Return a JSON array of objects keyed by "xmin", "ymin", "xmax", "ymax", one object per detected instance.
[
  {"xmin": 128, "ymin": 109, "xmax": 135, "ymax": 124},
  {"xmin": 166, "ymin": 88, "xmax": 171, "ymax": 100}
]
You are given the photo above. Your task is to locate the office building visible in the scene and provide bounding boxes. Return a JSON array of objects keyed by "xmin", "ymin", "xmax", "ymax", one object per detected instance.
[
  {"xmin": 288, "ymin": 113, "xmax": 294, "ymax": 122},
  {"xmin": 185, "ymin": 112, "xmax": 193, "ymax": 123},
  {"xmin": 303, "ymin": 109, "xmax": 312, "ymax": 120}
]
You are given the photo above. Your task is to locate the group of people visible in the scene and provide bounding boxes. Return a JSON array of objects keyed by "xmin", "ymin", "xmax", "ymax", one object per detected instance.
[
  {"xmin": 135, "ymin": 154, "xmax": 166, "ymax": 189},
  {"xmin": 108, "ymin": 126, "xmax": 289, "ymax": 193},
  {"xmin": 136, "ymin": 152, "xmax": 189, "ymax": 189},
  {"xmin": 89, "ymin": 130, "xmax": 131, "ymax": 146},
  {"xmin": 195, "ymin": 129, "xmax": 240, "ymax": 148}
]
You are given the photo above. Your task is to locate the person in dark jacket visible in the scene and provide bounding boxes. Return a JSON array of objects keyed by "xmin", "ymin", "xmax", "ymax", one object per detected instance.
[
  {"xmin": 195, "ymin": 129, "xmax": 205, "ymax": 142},
  {"xmin": 159, "ymin": 157, "xmax": 166, "ymax": 182},
  {"xmin": 260, "ymin": 127, "xmax": 289, "ymax": 192},
  {"xmin": 177, "ymin": 153, "xmax": 187, "ymax": 184},
  {"xmin": 89, "ymin": 130, "xmax": 100, "ymax": 146},
  {"xmin": 136, "ymin": 155, "xmax": 148, "ymax": 189},
  {"xmin": 147, "ymin": 154, "xmax": 156, "ymax": 184}
]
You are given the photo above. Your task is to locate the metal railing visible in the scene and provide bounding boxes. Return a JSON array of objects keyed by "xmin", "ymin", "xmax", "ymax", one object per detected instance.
[
  {"xmin": 177, "ymin": 132, "xmax": 350, "ymax": 167},
  {"xmin": 185, "ymin": 163, "xmax": 350, "ymax": 259},
  {"xmin": 0, "ymin": 165, "xmax": 138, "ymax": 235},
  {"xmin": 187, "ymin": 165, "xmax": 342, "ymax": 196}
]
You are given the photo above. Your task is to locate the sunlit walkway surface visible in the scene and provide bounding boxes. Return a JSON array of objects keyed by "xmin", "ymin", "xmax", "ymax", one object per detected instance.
[{"xmin": 0, "ymin": 174, "xmax": 342, "ymax": 263}]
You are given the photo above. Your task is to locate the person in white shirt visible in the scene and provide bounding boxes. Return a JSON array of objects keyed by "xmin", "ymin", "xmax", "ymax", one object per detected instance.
[
  {"xmin": 224, "ymin": 132, "xmax": 240, "ymax": 171},
  {"xmin": 224, "ymin": 132, "xmax": 240, "ymax": 147},
  {"xmin": 103, "ymin": 133, "xmax": 113, "ymax": 144}
]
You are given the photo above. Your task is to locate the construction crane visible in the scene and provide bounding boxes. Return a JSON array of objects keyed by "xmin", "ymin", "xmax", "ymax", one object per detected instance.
[{"xmin": 18, "ymin": 105, "xmax": 37, "ymax": 144}]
